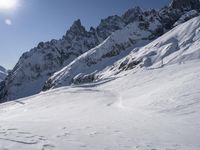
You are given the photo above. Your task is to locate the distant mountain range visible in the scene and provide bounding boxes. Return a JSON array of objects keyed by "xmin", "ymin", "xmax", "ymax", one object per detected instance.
[{"xmin": 1, "ymin": 0, "xmax": 200, "ymax": 102}]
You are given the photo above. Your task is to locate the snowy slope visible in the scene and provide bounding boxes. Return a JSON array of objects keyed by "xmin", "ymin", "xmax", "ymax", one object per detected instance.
[
  {"xmin": 130, "ymin": 15, "xmax": 200, "ymax": 68},
  {"xmin": 0, "ymin": 0, "xmax": 200, "ymax": 149},
  {"xmin": 0, "ymin": 61, "xmax": 200, "ymax": 150},
  {"xmin": 0, "ymin": 66, "xmax": 7, "ymax": 82},
  {"xmin": 45, "ymin": 15, "xmax": 200, "ymax": 90},
  {"xmin": 104, "ymin": 14, "xmax": 200, "ymax": 78}
]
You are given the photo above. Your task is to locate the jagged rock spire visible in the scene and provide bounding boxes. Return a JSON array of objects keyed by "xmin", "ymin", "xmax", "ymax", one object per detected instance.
[{"xmin": 65, "ymin": 19, "xmax": 87, "ymax": 38}]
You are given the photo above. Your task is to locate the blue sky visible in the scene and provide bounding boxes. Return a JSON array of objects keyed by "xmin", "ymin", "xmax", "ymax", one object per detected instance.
[{"xmin": 0, "ymin": 0, "xmax": 169, "ymax": 69}]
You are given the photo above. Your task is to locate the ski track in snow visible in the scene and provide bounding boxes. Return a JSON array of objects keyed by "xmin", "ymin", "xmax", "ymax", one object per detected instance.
[{"xmin": 0, "ymin": 126, "xmax": 55, "ymax": 150}]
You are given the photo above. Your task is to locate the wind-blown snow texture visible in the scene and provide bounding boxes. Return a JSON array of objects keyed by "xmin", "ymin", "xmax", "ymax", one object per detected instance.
[
  {"xmin": 1, "ymin": 0, "xmax": 200, "ymax": 101},
  {"xmin": 0, "ymin": 61, "xmax": 200, "ymax": 150}
]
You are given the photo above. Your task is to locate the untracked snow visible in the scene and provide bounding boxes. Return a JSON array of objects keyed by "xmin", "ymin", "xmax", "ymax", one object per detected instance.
[{"xmin": 0, "ymin": 60, "xmax": 200, "ymax": 150}]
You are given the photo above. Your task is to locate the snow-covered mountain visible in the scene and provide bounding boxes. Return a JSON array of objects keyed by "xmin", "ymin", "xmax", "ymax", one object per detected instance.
[
  {"xmin": 0, "ymin": 7, "xmax": 160, "ymax": 101},
  {"xmin": 44, "ymin": 15, "xmax": 200, "ymax": 90},
  {"xmin": 127, "ymin": 15, "xmax": 200, "ymax": 68},
  {"xmin": 0, "ymin": 19, "xmax": 102, "ymax": 102},
  {"xmin": 0, "ymin": 66, "xmax": 7, "ymax": 82},
  {"xmin": 1, "ymin": 0, "xmax": 200, "ymax": 102},
  {"xmin": 43, "ymin": 19, "xmax": 161, "ymax": 89}
]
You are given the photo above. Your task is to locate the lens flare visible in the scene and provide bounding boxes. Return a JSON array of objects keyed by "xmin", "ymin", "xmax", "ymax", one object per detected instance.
[{"xmin": 0, "ymin": 0, "xmax": 18, "ymax": 10}]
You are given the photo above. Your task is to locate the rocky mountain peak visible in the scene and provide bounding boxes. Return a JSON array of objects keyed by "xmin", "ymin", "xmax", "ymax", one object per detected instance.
[
  {"xmin": 70, "ymin": 19, "xmax": 83, "ymax": 30},
  {"xmin": 96, "ymin": 15, "xmax": 125, "ymax": 40},
  {"xmin": 122, "ymin": 6, "xmax": 143, "ymax": 24},
  {"xmin": 65, "ymin": 19, "xmax": 87, "ymax": 39},
  {"xmin": 170, "ymin": 0, "xmax": 200, "ymax": 10}
]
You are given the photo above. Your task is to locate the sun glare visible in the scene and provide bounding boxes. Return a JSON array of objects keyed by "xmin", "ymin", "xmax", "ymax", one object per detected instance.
[{"xmin": 0, "ymin": 0, "xmax": 18, "ymax": 10}]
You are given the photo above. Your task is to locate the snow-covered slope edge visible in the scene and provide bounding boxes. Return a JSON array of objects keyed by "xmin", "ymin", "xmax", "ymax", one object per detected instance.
[
  {"xmin": 45, "ymin": 15, "xmax": 200, "ymax": 90},
  {"xmin": 128, "ymin": 15, "xmax": 200, "ymax": 68},
  {"xmin": 0, "ymin": 61, "xmax": 200, "ymax": 150}
]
